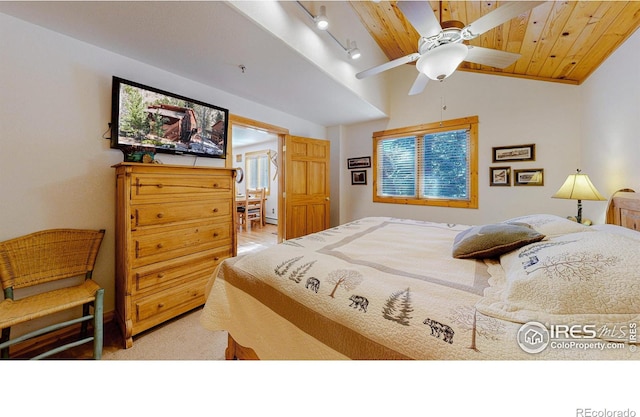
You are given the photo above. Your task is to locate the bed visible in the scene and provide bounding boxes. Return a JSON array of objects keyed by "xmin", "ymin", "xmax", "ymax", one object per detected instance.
[{"xmin": 200, "ymin": 191, "xmax": 640, "ymax": 360}]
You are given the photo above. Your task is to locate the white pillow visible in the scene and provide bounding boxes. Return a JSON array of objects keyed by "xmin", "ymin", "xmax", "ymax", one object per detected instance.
[
  {"xmin": 591, "ymin": 224, "xmax": 640, "ymax": 241},
  {"xmin": 491, "ymin": 231, "xmax": 640, "ymax": 319},
  {"xmin": 503, "ymin": 214, "xmax": 591, "ymax": 237}
]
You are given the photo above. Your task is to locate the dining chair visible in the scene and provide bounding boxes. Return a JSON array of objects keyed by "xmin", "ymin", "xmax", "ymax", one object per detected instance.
[
  {"xmin": 0, "ymin": 228, "xmax": 105, "ymax": 359},
  {"xmin": 245, "ymin": 188, "xmax": 265, "ymax": 229},
  {"xmin": 236, "ymin": 197, "xmax": 246, "ymax": 232}
]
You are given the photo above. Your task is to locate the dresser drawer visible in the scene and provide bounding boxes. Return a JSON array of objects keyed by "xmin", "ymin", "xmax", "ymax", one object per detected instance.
[
  {"xmin": 134, "ymin": 278, "xmax": 207, "ymax": 323},
  {"xmin": 132, "ymin": 199, "xmax": 231, "ymax": 228},
  {"xmin": 133, "ymin": 221, "xmax": 232, "ymax": 267},
  {"xmin": 130, "ymin": 173, "xmax": 232, "ymax": 200},
  {"xmin": 132, "ymin": 248, "xmax": 231, "ymax": 294}
]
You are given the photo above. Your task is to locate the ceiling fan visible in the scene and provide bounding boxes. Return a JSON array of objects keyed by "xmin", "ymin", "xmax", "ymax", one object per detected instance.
[{"xmin": 356, "ymin": 1, "xmax": 546, "ymax": 95}]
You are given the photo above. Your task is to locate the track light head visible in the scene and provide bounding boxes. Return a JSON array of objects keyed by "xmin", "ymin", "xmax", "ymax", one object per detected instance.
[
  {"xmin": 314, "ymin": 5, "xmax": 328, "ymax": 30},
  {"xmin": 348, "ymin": 41, "xmax": 361, "ymax": 60}
]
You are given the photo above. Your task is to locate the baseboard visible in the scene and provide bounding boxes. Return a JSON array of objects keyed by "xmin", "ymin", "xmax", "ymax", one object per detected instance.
[{"xmin": 7, "ymin": 310, "xmax": 115, "ymax": 358}]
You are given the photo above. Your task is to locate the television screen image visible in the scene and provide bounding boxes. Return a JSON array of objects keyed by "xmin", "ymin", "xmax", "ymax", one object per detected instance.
[{"xmin": 111, "ymin": 77, "xmax": 228, "ymax": 160}]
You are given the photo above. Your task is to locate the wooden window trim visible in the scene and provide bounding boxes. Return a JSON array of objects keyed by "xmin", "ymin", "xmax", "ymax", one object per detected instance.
[{"xmin": 372, "ymin": 116, "xmax": 478, "ymax": 209}]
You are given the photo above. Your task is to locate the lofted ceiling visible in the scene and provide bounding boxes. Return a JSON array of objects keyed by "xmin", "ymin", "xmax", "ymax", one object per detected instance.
[
  {"xmin": 1, "ymin": 0, "xmax": 639, "ymax": 135},
  {"xmin": 350, "ymin": 1, "xmax": 640, "ymax": 85}
]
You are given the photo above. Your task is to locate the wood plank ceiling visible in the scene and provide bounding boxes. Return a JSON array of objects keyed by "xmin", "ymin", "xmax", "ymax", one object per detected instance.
[{"xmin": 349, "ymin": 1, "xmax": 640, "ymax": 84}]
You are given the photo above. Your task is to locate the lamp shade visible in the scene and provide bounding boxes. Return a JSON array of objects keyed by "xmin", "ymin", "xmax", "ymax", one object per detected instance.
[
  {"xmin": 552, "ymin": 170, "xmax": 605, "ymax": 201},
  {"xmin": 416, "ymin": 43, "xmax": 469, "ymax": 81}
]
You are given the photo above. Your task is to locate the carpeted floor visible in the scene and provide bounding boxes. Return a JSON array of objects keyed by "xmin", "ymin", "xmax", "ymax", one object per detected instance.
[{"xmin": 103, "ymin": 308, "xmax": 227, "ymax": 360}]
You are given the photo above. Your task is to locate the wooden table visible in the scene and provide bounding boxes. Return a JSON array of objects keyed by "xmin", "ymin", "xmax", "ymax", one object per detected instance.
[{"xmin": 235, "ymin": 195, "xmax": 266, "ymax": 227}]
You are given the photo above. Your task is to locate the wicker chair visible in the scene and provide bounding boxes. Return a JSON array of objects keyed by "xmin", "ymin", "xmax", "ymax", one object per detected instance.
[{"xmin": 0, "ymin": 229, "xmax": 105, "ymax": 359}]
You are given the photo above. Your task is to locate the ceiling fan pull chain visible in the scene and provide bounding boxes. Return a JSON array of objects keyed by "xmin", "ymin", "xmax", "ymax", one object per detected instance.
[{"xmin": 440, "ymin": 87, "xmax": 447, "ymax": 126}]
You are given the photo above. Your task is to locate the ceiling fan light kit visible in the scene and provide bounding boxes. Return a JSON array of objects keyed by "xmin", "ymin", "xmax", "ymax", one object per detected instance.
[
  {"xmin": 355, "ymin": 1, "xmax": 545, "ymax": 95},
  {"xmin": 416, "ymin": 42, "xmax": 468, "ymax": 81}
]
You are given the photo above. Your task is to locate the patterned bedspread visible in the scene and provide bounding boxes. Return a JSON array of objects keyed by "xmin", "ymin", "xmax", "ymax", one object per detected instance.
[{"xmin": 200, "ymin": 217, "xmax": 638, "ymax": 360}]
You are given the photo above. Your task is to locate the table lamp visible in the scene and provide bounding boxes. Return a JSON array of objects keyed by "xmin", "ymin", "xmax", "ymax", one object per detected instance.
[{"xmin": 552, "ymin": 169, "xmax": 605, "ymax": 224}]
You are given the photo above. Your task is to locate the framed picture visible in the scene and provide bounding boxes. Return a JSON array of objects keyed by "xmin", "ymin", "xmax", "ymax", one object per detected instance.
[
  {"xmin": 347, "ymin": 156, "xmax": 371, "ymax": 169},
  {"xmin": 514, "ymin": 168, "xmax": 544, "ymax": 186},
  {"xmin": 351, "ymin": 170, "xmax": 367, "ymax": 185},
  {"xmin": 492, "ymin": 144, "xmax": 535, "ymax": 162},
  {"xmin": 490, "ymin": 166, "xmax": 511, "ymax": 186}
]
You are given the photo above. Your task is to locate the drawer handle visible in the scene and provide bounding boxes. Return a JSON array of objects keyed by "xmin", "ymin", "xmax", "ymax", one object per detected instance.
[
  {"xmin": 212, "ymin": 183, "xmax": 219, "ymax": 188},
  {"xmin": 214, "ymin": 256, "xmax": 220, "ymax": 261},
  {"xmin": 156, "ymin": 243, "xmax": 163, "ymax": 249},
  {"xmin": 157, "ymin": 272, "xmax": 165, "ymax": 278},
  {"xmin": 213, "ymin": 208, "xmax": 219, "ymax": 213},
  {"xmin": 157, "ymin": 303, "xmax": 165, "ymax": 309},
  {"xmin": 156, "ymin": 183, "xmax": 164, "ymax": 188},
  {"xmin": 213, "ymin": 232, "xmax": 219, "ymax": 238},
  {"xmin": 156, "ymin": 213, "xmax": 164, "ymax": 218}
]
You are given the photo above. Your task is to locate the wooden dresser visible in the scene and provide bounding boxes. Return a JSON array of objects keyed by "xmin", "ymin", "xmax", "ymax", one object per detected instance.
[
  {"xmin": 113, "ymin": 163, "xmax": 236, "ymax": 348},
  {"xmin": 606, "ymin": 190, "xmax": 640, "ymax": 231}
]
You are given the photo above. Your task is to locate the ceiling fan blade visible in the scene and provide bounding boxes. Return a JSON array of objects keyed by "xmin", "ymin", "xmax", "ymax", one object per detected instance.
[
  {"xmin": 356, "ymin": 53, "xmax": 420, "ymax": 79},
  {"xmin": 464, "ymin": 46, "xmax": 521, "ymax": 69},
  {"xmin": 397, "ymin": 0, "xmax": 442, "ymax": 38},
  {"xmin": 464, "ymin": 1, "xmax": 545, "ymax": 38},
  {"xmin": 408, "ymin": 72, "xmax": 429, "ymax": 96}
]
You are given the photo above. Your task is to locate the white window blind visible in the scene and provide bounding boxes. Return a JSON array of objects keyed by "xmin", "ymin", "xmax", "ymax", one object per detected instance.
[
  {"xmin": 421, "ymin": 129, "xmax": 470, "ymax": 200},
  {"xmin": 377, "ymin": 136, "xmax": 416, "ymax": 197}
]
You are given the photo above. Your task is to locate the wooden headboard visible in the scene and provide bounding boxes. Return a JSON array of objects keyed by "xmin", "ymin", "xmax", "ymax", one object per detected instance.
[{"xmin": 606, "ymin": 189, "xmax": 640, "ymax": 231}]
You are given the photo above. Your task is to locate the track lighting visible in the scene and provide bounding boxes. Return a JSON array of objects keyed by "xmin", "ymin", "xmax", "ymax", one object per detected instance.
[
  {"xmin": 314, "ymin": 5, "xmax": 328, "ymax": 30},
  {"xmin": 296, "ymin": 2, "xmax": 362, "ymax": 60},
  {"xmin": 347, "ymin": 40, "xmax": 361, "ymax": 60}
]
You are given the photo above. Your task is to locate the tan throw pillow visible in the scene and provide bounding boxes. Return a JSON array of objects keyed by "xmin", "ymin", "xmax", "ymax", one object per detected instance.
[{"xmin": 452, "ymin": 223, "xmax": 545, "ymax": 259}]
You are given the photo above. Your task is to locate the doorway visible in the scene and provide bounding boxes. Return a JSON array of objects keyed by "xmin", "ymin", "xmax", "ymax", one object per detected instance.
[{"xmin": 229, "ymin": 115, "xmax": 288, "ymax": 246}]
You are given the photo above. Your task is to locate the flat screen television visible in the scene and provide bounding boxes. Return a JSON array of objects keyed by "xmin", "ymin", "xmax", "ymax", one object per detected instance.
[{"xmin": 111, "ymin": 76, "xmax": 228, "ymax": 160}]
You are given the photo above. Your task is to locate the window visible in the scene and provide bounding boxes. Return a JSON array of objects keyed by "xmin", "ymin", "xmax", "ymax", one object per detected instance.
[
  {"xmin": 373, "ymin": 116, "xmax": 478, "ymax": 208},
  {"xmin": 245, "ymin": 149, "xmax": 271, "ymax": 194}
]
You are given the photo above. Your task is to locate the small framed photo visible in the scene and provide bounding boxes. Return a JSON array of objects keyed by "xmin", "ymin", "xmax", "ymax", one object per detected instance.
[
  {"xmin": 492, "ymin": 144, "xmax": 535, "ymax": 163},
  {"xmin": 514, "ymin": 168, "xmax": 544, "ymax": 186},
  {"xmin": 490, "ymin": 166, "xmax": 511, "ymax": 186},
  {"xmin": 347, "ymin": 156, "xmax": 371, "ymax": 169},
  {"xmin": 351, "ymin": 170, "xmax": 367, "ymax": 185}
]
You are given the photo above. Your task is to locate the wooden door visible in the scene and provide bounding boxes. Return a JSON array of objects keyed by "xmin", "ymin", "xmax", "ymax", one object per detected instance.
[{"xmin": 284, "ymin": 135, "xmax": 330, "ymax": 239}]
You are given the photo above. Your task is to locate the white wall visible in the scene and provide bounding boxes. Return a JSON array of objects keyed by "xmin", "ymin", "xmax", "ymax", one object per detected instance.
[
  {"xmin": 0, "ymin": 13, "xmax": 325, "ymax": 313},
  {"xmin": 580, "ymin": 29, "xmax": 640, "ymax": 224},
  {"xmin": 340, "ymin": 65, "xmax": 583, "ymax": 225}
]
